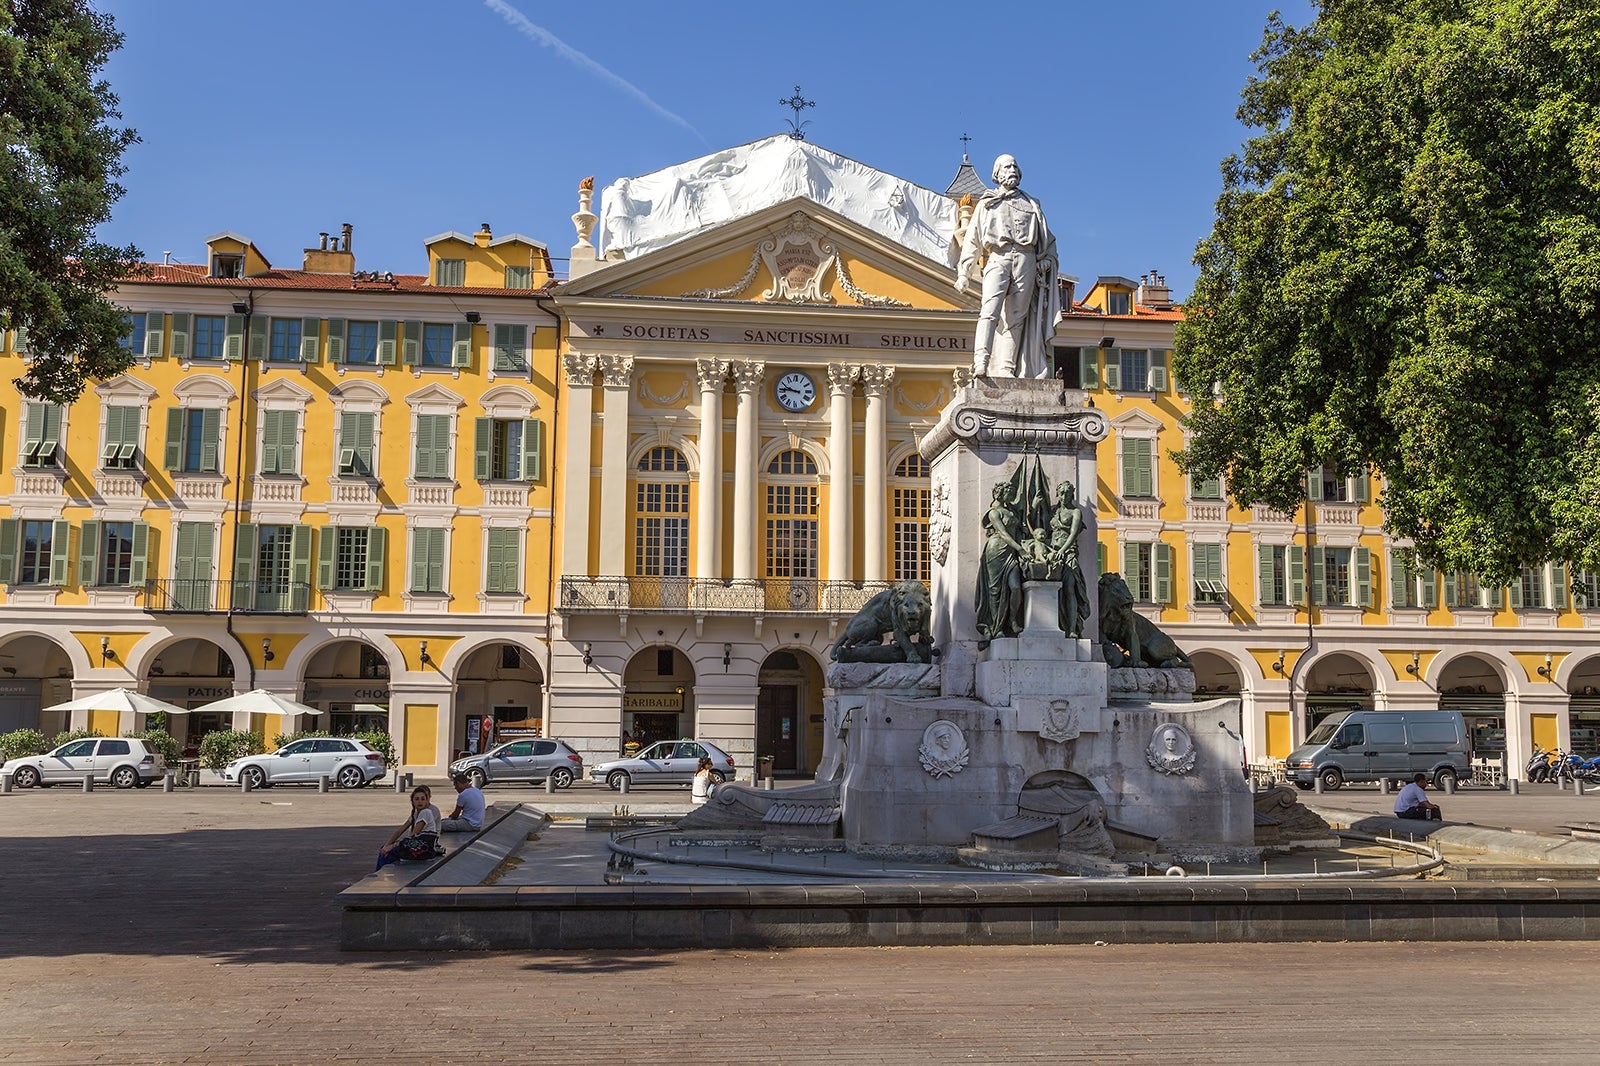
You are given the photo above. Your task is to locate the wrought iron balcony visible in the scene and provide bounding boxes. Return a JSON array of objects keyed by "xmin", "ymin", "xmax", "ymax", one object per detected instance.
[
  {"xmin": 558, "ymin": 576, "xmax": 902, "ymax": 616},
  {"xmin": 144, "ymin": 578, "xmax": 312, "ymax": 615}
]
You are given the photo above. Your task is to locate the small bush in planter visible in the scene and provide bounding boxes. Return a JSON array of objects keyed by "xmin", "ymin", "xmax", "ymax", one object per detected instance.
[
  {"xmin": 271, "ymin": 729, "xmax": 331, "ymax": 750},
  {"xmin": 0, "ymin": 728, "xmax": 48, "ymax": 761},
  {"xmin": 198, "ymin": 729, "xmax": 263, "ymax": 771},
  {"xmin": 49, "ymin": 728, "xmax": 104, "ymax": 748},
  {"xmin": 353, "ymin": 730, "xmax": 395, "ymax": 769},
  {"xmin": 128, "ymin": 728, "xmax": 182, "ymax": 767}
]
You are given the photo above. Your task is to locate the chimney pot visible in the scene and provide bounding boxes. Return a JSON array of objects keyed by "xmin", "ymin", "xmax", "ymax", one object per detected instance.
[
  {"xmin": 341, "ymin": 223, "xmax": 353, "ymax": 253},
  {"xmin": 319, "ymin": 232, "xmax": 329, "ymax": 250}
]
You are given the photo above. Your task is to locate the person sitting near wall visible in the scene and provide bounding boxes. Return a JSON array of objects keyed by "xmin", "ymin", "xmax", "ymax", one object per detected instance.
[
  {"xmin": 442, "ymin": 772, "xmax": 486, "ymax": 832},
  {"xmin": 1394, "ymin": 773, "xmax": 1442, "ymax": 821}
]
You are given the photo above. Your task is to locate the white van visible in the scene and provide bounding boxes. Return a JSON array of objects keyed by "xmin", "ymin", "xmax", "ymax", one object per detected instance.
[{"xmin": 1286, "ymin": 710, "xmax": 1469, "ymax": 792}]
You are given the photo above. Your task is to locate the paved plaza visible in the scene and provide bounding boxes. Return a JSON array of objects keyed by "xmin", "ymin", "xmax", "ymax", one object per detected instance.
[{"xmin": 2, "ymin": 781, "xmax": 1597, "ymax": 1064}]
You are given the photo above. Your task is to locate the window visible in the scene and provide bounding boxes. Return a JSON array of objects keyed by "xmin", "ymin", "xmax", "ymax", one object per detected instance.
[
  {"xmin": 634, "ymin": 447, "xmax": 689, "ymax": 577},
  {"xmin": 172, "ymin": 521, "xmax": 215, "ymax": 610},
  {"xmin": 1575, "ymin": 571, "xmax": 1600, "ymax": 610},
  {"xmin": 318, "ymin": 525, "xmax": 386, "ymax": 592},
  {"xmin": 423, "ymin": 323, "xmax": 453, "ymax": 367},
  {"xmin": 1444, "ymin": 572, "xmax": 1502, "ymax": 609},
  {"xmin": 1102, "ymin": 349, "xmax": 1169, "ymax": 393},
  {"xmin": 402, "ymin": 320, "xmax": 469, "ymax": 368},
  {"xmin": 505, "ymin": 265, "xmax": 532, "ymax": 289},
  {"xmin": 101, "ymin": 405, "xmax": 141, "ymax": 470},
  {"xmin": 1387, "ymin": 551, "xmax": 1438, "ymax": 609},
  {"xmin": 1514, "ymin": 567, "xmax": 1547, "ymax": 610},
  {"xmin": 260, "ymin": 410, "xmax": 300, "ymax": 475},
  {"xmin": 1191, "ymin": 472, "xmax": 1223, "ymax": 500},
  {"xmin": 485, "ymin": 528, "xmax": 521, "ymax": 593},
  {"xmin": 1258, "ymin": 545, "xmax": 1291, "ymax": 605},
  {"xmin": 1121, "ymin": 541, "xmax": 1171, "ymax": 604},
  {"xmin": 473, "ymin": 417, "xmax": 542, "ymax": 481},
  {"xmin": 1106, "ymin": 290, "xmax": 1132, "ymax": 316},
  {"xmin": 892, "ymin": 453, "xmax": 931, "ymax": 582},
  {"xmin": 337, "ymin": 411, "xmax": 376, "ymax": 477},
  {"xmin": 346, "ymin": 320, "xmax": 379, "ymax": 364},
  {"xmin": 1305, "ymin": 545, "xmax": 1372, "ymax": 606},
  {"xmin": 23, "ymin": 402, "xmax": 63, "ymax": 466},
  {"xmin": 192, "ymin": 315, "xmax": 226, "ymax": 360},
  {"xmin": 409, "ymin": 527, "xmax": 446, "ymax": 593},
  {"xmin": 210, "ymin": 253, "xmax": 242, "ymax": 279},
  {"xmin": 1120, "ymin": 437, "xmax": 1154, "ymax": 498},
  {"xmin": 119, "ymin": 313, "xmax": 146, "ymax": 354},
  {"xmin": 1309, "ymin": 465, "xmax": 1370, "ymax": 503},
  {"xmin": 492, "ymin": 323, "xmax": 528, "ymax": 371},
  {"xmin": 232, "ymin": 523, "xmax": 311, "ymax": 611},
  {"xmin": 164, "ymin": 408, "xmax": 221, "ymax": 473},
  {"xmin": 1076, "ymin": 347, "xmax": 1100, "ymax": 389},
  {"xmin": 2, "ymin": 519, "xmax": 67, "ymax": 585},
  {"xmin": 765, "ymin": 450, "xmax": 818, "ymax": 579},
  {"xmin": 434, "ymin": 258, "xmax": 465, "ymax": 286},
  {"xmin": 81, "ymin": 520, "xmax": 148, "ymax": 586},
  {"xmin": 1192, "ymin": 543, "xmax": 1225, "ymax": 603},
  {"xmin": 268, "ymin": 318, "xmax": 302, "ymax": 363},
  {"xmin": 413, "ymin": 414, "xmax": 452, "ymax": 478}
]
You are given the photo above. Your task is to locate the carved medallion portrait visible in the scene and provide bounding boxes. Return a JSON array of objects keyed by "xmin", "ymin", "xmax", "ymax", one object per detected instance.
[
  {"xmin": 1146, "ymin": 723, "xmax": 1197, "ymax": 775},
  {"xmin": 918, "ymin": 719, "xmax": 970, "ymax": 779}
]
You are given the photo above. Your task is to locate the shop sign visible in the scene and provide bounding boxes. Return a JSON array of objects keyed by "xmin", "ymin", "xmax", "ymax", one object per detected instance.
[
  {"xmin": 151, "ymin": 683, "xmax": 233, "ymax": 701},
  {"xmin": 303, "ymin": 682, "xmax": 390, "ymax": 703},
  {"xmin": 622, "ymin": 691, "xmax": 684, "ymax": 712}
]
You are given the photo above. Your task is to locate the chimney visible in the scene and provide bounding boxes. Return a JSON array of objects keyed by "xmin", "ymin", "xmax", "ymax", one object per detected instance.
[
  {"xmin": 475, "ymin": 222, "xmax": 492, "ymax": 249},
  {"xmin": 341, "ymin": 222, "xmax": 353, "ymax": 253},
  {"xmin": 1137, "ymin": 267, "xmax": 1173, "ymax": 310},
  {"xmin": 303, "ymin": 224, "xmax": 356, "ymax": 274}
]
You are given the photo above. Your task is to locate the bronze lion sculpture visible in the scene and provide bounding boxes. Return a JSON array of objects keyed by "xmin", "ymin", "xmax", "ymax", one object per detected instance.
[
  {"xmin": 1098, "ymin": 572, "xmax": 1193, "ymax": 670},
  {"xmin": 831, "ymin": 580, "xmax": 934, "ymax": 663}
]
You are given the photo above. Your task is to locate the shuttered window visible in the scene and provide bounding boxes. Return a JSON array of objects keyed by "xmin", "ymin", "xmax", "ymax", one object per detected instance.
[
  {"xmin": 409, "ymin": 527, "xmax": 446, "ymax": 593},
  {"xmin": 413, "ymin": 414, "xmax": 452, "ymax": 478},
  {"xmin": 337, "ymin": 412, "xmax": 376, "ymax": 477},
  {"xmin": 23, "ymin": 403, "xmax": 62, "ymax": 466},
  {"xmin": 492, "ymin": 323, "xmax": 528, "ymax": 371},
  {"xmin": 484, "ymin": 528, "xmax": 521, "ymax": 594},
  {"xmin": 260, "ymin": 409, "xmax": 300, "ymax": 475},
  {"xmin": 101, "ymin": 406, "xmax": 141, "ymax": 469},
  {"xmin": 1120, "ymin": 437, "xmax": 1154, "ymax": 498},
  {"xmin": 473, "ymin": 417, "xmax": 542, "ymax": 481},
  {"xmin": 504, "ymin": 265, "xmax": 532, "ymax": 289},
  {"xmin": 164, "ymin": 408, "xmax": 221, "ymax": 473}
]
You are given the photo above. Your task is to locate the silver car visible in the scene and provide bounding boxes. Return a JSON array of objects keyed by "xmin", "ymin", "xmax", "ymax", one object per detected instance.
[
  {"xmin": 3, "ymin": 737, "xmax": 166, "ymax": 789},
  {"xmin": 590, "ymin": 739, "xmax": 737, "ymax": 791},
  {"xmin": 449, "ymin": 738, "xmax": 583, "ymax": 789},
  {"xmin": 223, "ymin": 737, "xmax": 385, "ymax": 789}
]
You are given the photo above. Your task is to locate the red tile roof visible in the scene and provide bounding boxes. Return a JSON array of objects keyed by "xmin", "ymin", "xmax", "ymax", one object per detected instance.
[{"xmin": 119, "ymin": 262, "xmax": 554, "ymax": 297}]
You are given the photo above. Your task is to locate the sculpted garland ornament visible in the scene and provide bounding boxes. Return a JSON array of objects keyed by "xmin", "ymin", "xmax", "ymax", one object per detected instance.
[{"xmin": 918, "ymin": 720, "xmax": 970, "ymax": 778}]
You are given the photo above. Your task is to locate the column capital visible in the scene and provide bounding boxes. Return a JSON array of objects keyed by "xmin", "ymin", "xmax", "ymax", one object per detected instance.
[
  {"xmin": 599, "ymin": 354, "xmax": 635, "ymax": 388},
  {"xmin": 730, "ymin": 360, "xmax": 766, "ymax": 393},
  {"xmin": 696, "ymin": 358, "xmax": 730, "ymax": 392},
  {"xmin": 859, "ymin": 363, "xmax": 896, "ymax": 396},
  {"xmin": 951, "ymin": 366, "xmax": 973, "ymax": 390},
  {"xmin": 563, "ymin": 352, "xmax": 599, "ymax": 386},
  {"xmin": 826, "ymin": 362, "xmax": 859, "ymax": 394}
]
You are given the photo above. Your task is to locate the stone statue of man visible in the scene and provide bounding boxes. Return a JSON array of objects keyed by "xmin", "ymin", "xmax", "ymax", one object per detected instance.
[{"xmin": 954, "ymin": 154, "xmax": 1062, "ymax": 378}]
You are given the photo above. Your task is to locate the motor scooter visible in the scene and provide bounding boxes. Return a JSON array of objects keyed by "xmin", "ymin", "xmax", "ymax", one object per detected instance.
[{"xmin": 1526, "ymin": 746, "xmax": 1552, "ymax": 783}]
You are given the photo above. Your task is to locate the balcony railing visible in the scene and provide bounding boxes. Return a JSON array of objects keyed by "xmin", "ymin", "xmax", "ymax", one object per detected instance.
[
  {"xmin": 145, "ymin": 578, "xmax": 312, "ymax": 615},
  {"xmin": 558, "ymin": 576, "xmax": 901, "ymax": 616}
]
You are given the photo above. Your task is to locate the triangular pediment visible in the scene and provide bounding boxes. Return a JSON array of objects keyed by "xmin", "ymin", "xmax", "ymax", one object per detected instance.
[{"xmin": 557, "ymin": 199, "xmax": 976, "ymax": 314}]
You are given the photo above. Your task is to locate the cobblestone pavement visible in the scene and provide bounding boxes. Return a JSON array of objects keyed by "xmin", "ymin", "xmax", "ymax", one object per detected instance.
[{"xmin": 1, "ymin": 785, "xmax": 1594, "ymax": 1064}]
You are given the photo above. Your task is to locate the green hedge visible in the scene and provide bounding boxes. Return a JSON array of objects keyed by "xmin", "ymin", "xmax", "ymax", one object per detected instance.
[
  {"xmin": 198, "ymin": 729, "xmax": 263, "ymax": 770},
  {"xmin": 0, "ymin": 728, "xmax": 48, "ymax": 762},
  {"xmin": 128, "ymin": 728, "xmax": 182, "ymax": 767},
  {"xmin": 49, "ymin": 728, "xmax": 104, "ymax": 748}
]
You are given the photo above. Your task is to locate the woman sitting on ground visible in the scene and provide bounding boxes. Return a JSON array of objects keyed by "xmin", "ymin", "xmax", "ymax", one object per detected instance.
[
  {"xmin": 691, "ymin": 756, "xmax": 715, "ymax": 806},
  {"xmin": 375, "ymin": 785, "xmax": 442, "ymax": 870}
]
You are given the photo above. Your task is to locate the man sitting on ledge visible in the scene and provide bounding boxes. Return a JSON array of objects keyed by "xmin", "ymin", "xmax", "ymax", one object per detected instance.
[
  {"xmin": 442, "ymin": 772, "xmax": 486, "ymax": 832},
  {"xmin": 1394, "ymin": 773, "xmax": 1442, "ymax": 821}
]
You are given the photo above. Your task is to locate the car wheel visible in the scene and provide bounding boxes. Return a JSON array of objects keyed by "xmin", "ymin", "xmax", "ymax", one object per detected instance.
[
  {"xmin": 110, "ymin": 765, "xmax": 139, "ymax": 789},
  {"xmin": 606, "ymin": 770, "xmax": 631, "ymax": 791},
  {"xmin": 1317, "ymin": 767, "xmax": 1343, "ymax": 792},
  {"xmin": 1434, "ymin": 767, "xmax": 1458, "ymax": 792},
  {"xmin": 241, "ymin": 766, "xmax": 267, "ymax": 791},
  {"xmin": 709, "ymin": 771, "xmax": 726, "ymax": 785},
  {"xmin": 549, "ymin": 767, "xmax": 574, "ymax": 790},
  {"xmin": 468, "ymin": 768, "xmax": 487, "ymax": 789},
  {"xmin": 135, "ymin": 778, "xmax": 151, "ymax": 789},
  {"xmin": 13, "ymin": 766, "xmax": 40, "ymax": 789},
  {"xmin": 336, "ymin": 765, "xmax": 365, "ymax": 790}
]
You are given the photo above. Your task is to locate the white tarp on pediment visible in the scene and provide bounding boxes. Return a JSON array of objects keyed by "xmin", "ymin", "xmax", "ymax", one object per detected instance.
[{"xmin": 599, "ymin": 135, "xmax": 962, "ymax": 266}]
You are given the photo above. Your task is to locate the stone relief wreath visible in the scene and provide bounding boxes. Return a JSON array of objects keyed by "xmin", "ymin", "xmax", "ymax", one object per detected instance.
[
  {"xmin": 918, "ymin": 719, "xmax": 970, "ymax": 778},
  {"xmin": 1146, "ymin": 723, "xmax": 1197, "ymax": 775}
]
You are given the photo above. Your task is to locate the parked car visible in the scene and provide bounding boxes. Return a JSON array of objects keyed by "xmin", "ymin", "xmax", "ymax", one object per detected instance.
[
  {"xmin": 590, "ymin": 739, "xmax": 736, "ymax": 791},
  {"xmin": 222, "ymin": 737, "xmax": 385, "ymax": 789},
  {"xmin": 3, "ymin": 737, "xmax": 166, "ymax": 789},
  {"xmin": 449, "ymin": 739, "xmax": 583, "ymax": 789}
]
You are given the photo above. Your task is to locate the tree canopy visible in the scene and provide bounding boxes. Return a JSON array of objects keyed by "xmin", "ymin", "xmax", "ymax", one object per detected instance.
[
  {"xmin": 1, "ymin": 0, "xmax": 141, "ymax": 403},
  {"xmin": 1173, "ymin": 0, "xmax": 1600, "ymax": 582}
]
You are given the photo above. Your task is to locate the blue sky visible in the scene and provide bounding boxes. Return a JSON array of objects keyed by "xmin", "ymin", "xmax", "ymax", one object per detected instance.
[{"xmin": 98, "ymin": 1, "xmax": 1312, "ymax": 300}]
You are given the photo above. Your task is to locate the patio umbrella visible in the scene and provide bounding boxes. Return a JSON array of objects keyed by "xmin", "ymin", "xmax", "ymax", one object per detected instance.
[
  {"xmin": 193, "ymin": 689, "xmax": 321, "ymax": 717},
  {"xmin": 43, "ymin": 687, "xmax": 191, "ymax": 717}
]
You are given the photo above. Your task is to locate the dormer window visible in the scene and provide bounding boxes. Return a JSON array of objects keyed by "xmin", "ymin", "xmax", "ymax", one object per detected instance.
[
  {"xmin": 1107, "ymin": 291, "xmax": 1132, "ymax": 316},
  {"xmin": 210, "ymin": 253, "xmax": 243, "ymax": 279},
  {"xmin": 434, "ymin": 259, "xmax": 465, "ymax": 287}
]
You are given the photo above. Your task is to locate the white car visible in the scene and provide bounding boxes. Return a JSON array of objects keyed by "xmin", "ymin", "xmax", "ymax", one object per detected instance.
[
  {"xmin": 3, "ymin": 737, "xmax": 166, "ymax": 789},
  {"xmin": 223, "ymin": 738, "xmax": 385, "ymax": 789}
]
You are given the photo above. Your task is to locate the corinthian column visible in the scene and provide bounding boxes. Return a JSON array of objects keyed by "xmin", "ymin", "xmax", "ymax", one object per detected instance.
[
  {"xmin": 695, "ymin": 358, "xmax": 728, "ymax": 580},
  {"xmin": 826, "ymin": 363, "xmax": 858, "ymax": 582},
  {"xmin": 597, "ymin": 355, "xmax": 635, "ymax": 576},
  {"xmin": 729, "ymin": 360, "xmax": 765, "ymax": 581},
  {"xmin": 860, "ymin": 364, "xmax": 895, "ymax": 582},
  {"xmin": 560, "ymin": 353, "xmax": 599, "ymax": 575}
]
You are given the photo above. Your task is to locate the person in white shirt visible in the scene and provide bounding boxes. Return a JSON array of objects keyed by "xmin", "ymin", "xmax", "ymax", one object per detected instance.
[
  {"xmin": 690, "ymin": 757, "xmax": 715, "ymax": 806},
  {"xmin": 442, "ymin": 772, "xmax": 487, "ymax": 832},
  {"xmin": 1394, "ymin": 773, "xmax": 1442, "ymax": 821}
]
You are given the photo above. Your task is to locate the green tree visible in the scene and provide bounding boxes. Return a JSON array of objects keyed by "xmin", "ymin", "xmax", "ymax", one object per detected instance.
[
  {"xmin": 1, "ymin": 1, "xmax": 142, "ymax": 403},
  {"xmin": 1174, "ymin": 0, "xmax": 1600, "ymax": 582}
]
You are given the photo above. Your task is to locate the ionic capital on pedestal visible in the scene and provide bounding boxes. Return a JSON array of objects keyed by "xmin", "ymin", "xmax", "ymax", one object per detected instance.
[
  {"xmin": 599, "ymin": 354, "xmax": 635, "ymax": 388},
  {"xmin": 827, "ymin": 362, "xmax": 860, "ymax": 394},
  {"xmin": 563, "ymin": 352, "xmax": 599, "ymax": 386},
  {"xmin": 859, "ymin": 364, "xmax": 896, "ymax": 397},
  {"xmin": 696, "ymin": 358, "xmax": 730, "ymax": 393},
  {"xmin": 730, "ymin": 360, "xmax": 766, "ymax": 394}
]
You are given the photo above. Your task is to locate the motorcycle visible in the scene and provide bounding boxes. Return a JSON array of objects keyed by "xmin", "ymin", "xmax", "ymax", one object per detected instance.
[{"xmin": 1526, "ymin": 746, "xmax": 1553, "ymax": 783}]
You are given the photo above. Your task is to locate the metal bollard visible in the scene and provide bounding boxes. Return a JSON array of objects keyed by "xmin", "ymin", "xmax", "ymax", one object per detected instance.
[
  {"xmin": 1444, "ymin": 776, "xmax": 1456, "ymax": 796},
  {"xmin": 1379, "ymin": 778, "xmax": 1390, "ymax": 794},
  {"xmin": 545, "ymin": 776, "xmax": 555, "ymax": 794},
  {"xmin": 1314, "ymin": 775, "xmax": 1324, "ymax": 795},
  {"xmin": 619, "ymin": 776, "xmax": 629, "ymax": 794},
  {"xmin": 1, "ymin": 772, "xmax": 11, "ymax": 795},
  {"xmin": 241, "ymin": 776, "xmax": 253, "ymax": 793},
  {"xmin": 82, "ymin": 774, "xmax": 94, "ymax": 792},
  {"xmin": 1577, "ymin": 778, "xmax": 1586, "ymax": 797},
  {"xmin": 403, "ymin": 773, "xmax": 414, "ymax": 789},
  {"xmin": 1509, "ymin": 778, "xmax": 1521, "ymax": 795},
  {"xmin": 318, "ymin": 774, "xmax": 330, "ymax": 794},
  {"xmin": 394, "ymin": 773, "xmax": 406, "ymax": 793},
  {"xmin": 163, "ymin": 771, "xmax": 175, "ymax": 793}
]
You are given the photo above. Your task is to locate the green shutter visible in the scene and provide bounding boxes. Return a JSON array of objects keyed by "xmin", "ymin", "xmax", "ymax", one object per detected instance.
[
  {"xmin": 473, "ymin": 417, "xmax": 492, "ymax": 480},
  {"xmin": 48, "ymin": 520, "xmax": 71, "ymax": 585},
  {"xmin": 225, "ymin": 314, "xmax": 245, "ymax": 361},
  {"xmin": 355, "ymin": 412, "xmax": 374, "ymax": 475},
  {"xmin": 247, "ymin": 316, "xmax": 268, "ymax": 361},
  {"xmin": 1149, "ymin": 350, "xmax": 1168, "ymax": 392},
  {"xmin": 326, "ymin": 318, "xmax": 346, "ymax": 363},
  {"xmin": 1258, "ymin": 544, "xmax": 1275, "ymax": 605},
  {"xmin": 0, "ymin": 518, "xmax": 16, "ymax": 583},
  {"xmin": 486, "ymin": 528, "xmax": 520, "ymax": 593},
  {"xmin": 316, "ymin": 525, "xmax": 336, "ymax": 590},
  {"xmin": 426, "ymin": 528, "xmax": 445, "ymax": 592},
  {"xmin": 1193, "ymin": 474, "xmax": 1221, "ymax": 500},
  {"xmin": 485, "ymin": 530, "xmax": 505, "ymax": 592},
  {"xmin": 1096, "ymin": 540, "xmax": 1105, "ymax": 579},
  {"xmin": 402, "ymin": 320, "xmax": 422, "ymax": 365},
  {"xmin": 1288, "ymin": 545, "xmax": 1305, "ymax": 605},
  {"xmin": 232, "ymin": 523, "xmax": 257, "ymax": 607},
  {"xmin": 279, "ymin": 410, "xmax": 299, "ymax": 473},
  {"xmin": 365, "ymin": 526, "xmax": 386, "ymax": 592},
  {"xmin": 299, "ymin": 317, "xmax": 321, "ymax": 362},
  {"xmin": 1154, "ymin": 542, "xmax": 1172, "ymax": 604},
  {"xmin": 1103, "ymin": 351, "xmax": 1121, "ymax": 392},
  {"xmin": 260, "ymin": 409, "xmax": 282, "ymax": 474},
  {"xmin": 1078, "ymin": 348, "xmax": 1099, "ymax": 389},
  {"xmin": 1509, "ymin": 572, "xmax": 1524, "ymax": 609},
  {"xmin": 174, "ymin": 522, "xmax": 197, "ymax": 583},
  {"xmin": 452, "ymin": 322, "xmax": 473, "ymax": 368},
  {"xmin": 129, "ymin": 522, "xmax": 149, "ymax": 587},
  {"xmin": 1443, "ymin": 571, "xmax": 1458, "ymax": 608},
  {"xmin": 290, "ymin": 526, "xmax": 313, "ymax": 608},
  {"xmin": 1354, "ymin": 546, "xmax": 1372, "ymax": 607},
  {"xmin": 378, "ymin": 320, "xmax": 397, "ymax": 365},
  {"xmin": 1387, "ymin": 550, "xmax": 1409, "ymax": 609},
  {"xmin": 1353, "ymin": 471, "xmax": 1370, "ymax": 503},
  {"xmin": 22, "ymin": 401, "xmax": 44, "ymax": 458},
  {"xmin": 143, "ymin": 312, "xmax": 165, "ymax": 357},
  {"xmin": 163, "ymin": 408, "xmax": 185, "ymax": 471},
  {"xmin": 199, "ymin": 408, "xmax": 220, "ymax": 472},
  {"xmin": 339, "ymin": 412, "xmax": 374, "ymax": 475},
  {"xmin": 411, "ymin": 527, "xmax": 445, "ymax": 592},
  {"xmin": 1422, "ymin": 569, "xmax": 1439, "ymax": 609},
  {"xmin": 415, "ymin": 414, "xmax": 449, "ymax": 478},
  {"xmin": 169, "ymin": 312, "xmax": 190, "ymax": 360},
  {"xmin": 1309, "ymin": 546, "xmax": 1327, "ymax": 605},
  {"xmin": 12, "ymin": 323, "xmax": 28, "ymax": 355},
  {"xmin": 1121, "ymin": 541, "xmax": 1139, "ymax": 586},
  {"xmin": 494, "ymin": 323, "xmax": 528, "ymax": 371},
  {"xmin": 1553, "ymin": 562, "xmax": 1569, "ymax": 611},
  {"xmin": 522, "ymin": 418, "xmax": 542, "ymax": 482},
  {"xmin": 1489, "ymin": 582, "xmax": 1504, "ymax": 609},
  {"xmin": 1126, "ymin": 439, "xmax": 1152, "ymax": 497},
  {"xmin": 79, "ymin": 520, "xmax": 102, "ymax": 587},
  {"xmin": 1307, "ymin": 469, "xmax": 1323, "ymax": 501}
]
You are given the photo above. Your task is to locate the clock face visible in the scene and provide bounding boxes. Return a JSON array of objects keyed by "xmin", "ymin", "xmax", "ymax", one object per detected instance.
[{"xmin": 775, "ymin": 370, "xmax": 816, "ymax": 412}]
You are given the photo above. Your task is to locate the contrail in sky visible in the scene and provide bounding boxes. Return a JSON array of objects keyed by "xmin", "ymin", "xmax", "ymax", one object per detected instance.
[{"xmin": 483, "ymin": 0, "xmax": 704, "ymax": 141}]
